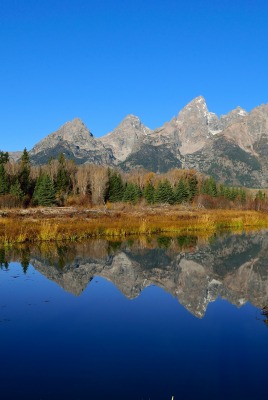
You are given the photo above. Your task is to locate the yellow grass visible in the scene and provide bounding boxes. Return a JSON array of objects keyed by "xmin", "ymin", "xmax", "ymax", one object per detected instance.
[{"xmin": 1, "ymin": 206, "xmax": 268, "ymax": 244}]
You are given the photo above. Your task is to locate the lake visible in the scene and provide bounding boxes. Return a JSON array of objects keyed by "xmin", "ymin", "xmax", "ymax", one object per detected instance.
[{"xmin": 0, "ymin": 232, "xmax": 268, "ymax": 400}]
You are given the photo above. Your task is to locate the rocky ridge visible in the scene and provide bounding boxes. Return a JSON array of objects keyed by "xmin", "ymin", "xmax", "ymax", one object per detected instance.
[
  {"xmin": 99, "ymin": 114, "xmax": 152, "ymax": 162},
  {"xmin": 25, "ymin": 97, "xmax": 268, "ymax": 187},
  {"xmin": 29, "ymin": 118, "xmax": 114, "ymax": 165}
]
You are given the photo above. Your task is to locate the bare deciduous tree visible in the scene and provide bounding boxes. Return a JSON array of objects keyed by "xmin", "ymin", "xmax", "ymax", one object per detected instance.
[
  {"xmin": 88, "ymin": 165, "xmax": 108, "ymax": 205},
  {"xmin": 76, "ymin": 164, "xmax": 91, "ymax": 195}
]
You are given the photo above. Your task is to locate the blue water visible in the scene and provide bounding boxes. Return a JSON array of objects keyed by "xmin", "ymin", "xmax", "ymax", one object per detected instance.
[{"xmin": 0, "ymin": 262, "xmax": 267, "ymax": 400}]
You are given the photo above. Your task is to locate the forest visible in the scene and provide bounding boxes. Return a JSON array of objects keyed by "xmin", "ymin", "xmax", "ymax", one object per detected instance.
[{"xmin": 0, "ymin": 149, "xmax": 267, "ymax": 210}]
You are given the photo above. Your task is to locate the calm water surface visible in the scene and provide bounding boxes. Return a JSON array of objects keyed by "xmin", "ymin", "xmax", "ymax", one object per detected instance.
[{"xmin": 0, "ymin": 232, "xmax": 268, "ymax": 400}]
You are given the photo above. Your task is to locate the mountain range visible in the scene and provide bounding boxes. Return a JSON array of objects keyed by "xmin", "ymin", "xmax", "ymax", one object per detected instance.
[{"xmin": 12, "ymin": 96, "xmax": 268, "ymax": 187}]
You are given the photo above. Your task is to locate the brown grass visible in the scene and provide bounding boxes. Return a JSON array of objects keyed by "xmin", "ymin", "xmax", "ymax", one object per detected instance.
[{"xmin": 1, "ymin": 205, "xmax": 268, "ymax": 244}]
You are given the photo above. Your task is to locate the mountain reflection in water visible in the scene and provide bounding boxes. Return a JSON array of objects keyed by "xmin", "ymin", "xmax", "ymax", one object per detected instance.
[
  {"xmin": 1, "ymin": 231, "xmax": 268, "ymax": 318},
  {"xmin": 1, "ymin": 231, "xmax": 268, "ymax": 400}
]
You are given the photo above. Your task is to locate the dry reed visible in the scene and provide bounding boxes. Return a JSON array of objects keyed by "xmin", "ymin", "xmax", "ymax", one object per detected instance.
[{"xmin": 1, "ymin": 207, "xmax": 268, "ymax": 244}]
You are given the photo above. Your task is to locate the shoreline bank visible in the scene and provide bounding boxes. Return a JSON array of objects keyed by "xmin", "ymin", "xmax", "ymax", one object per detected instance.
[{"xmin": 1, "ymin": 205, "xmax": 268, "ymax": 244}]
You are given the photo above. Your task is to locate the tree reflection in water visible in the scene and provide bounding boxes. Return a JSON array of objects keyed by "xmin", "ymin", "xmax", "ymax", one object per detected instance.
[{"xmin": 1, "ymin": 230, "xmax": 268, "ymax": 318}]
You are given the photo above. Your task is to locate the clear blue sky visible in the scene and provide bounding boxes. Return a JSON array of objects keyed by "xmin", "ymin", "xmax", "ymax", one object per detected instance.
[{"xmin": 1, "ymin": 0, "xmax": 268, "ymax": 151}]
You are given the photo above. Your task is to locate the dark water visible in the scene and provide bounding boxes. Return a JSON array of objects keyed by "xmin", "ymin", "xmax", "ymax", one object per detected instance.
[{"xmin": 1, "ymin": 232, "xmax": 268, "ymax": 400}]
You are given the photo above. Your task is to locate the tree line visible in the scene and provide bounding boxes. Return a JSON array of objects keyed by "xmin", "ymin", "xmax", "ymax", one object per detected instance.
[{"xmin": 0, "ymin": 149, "xmax": 267, "ymax": 210}]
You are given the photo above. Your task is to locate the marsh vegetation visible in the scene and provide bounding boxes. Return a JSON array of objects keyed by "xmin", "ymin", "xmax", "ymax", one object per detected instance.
[{"xmin": 1, "ymin": 150, "xmax": 268, "ymax": 244}]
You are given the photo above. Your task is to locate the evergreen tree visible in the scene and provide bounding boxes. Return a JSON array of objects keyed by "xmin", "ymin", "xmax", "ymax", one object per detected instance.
[
  {"xmin": 201, "ymin": 177, "xmax": 217, "ymax": 197},
  {"xmin": 0, "ymin": 151, "xmax": 9, "ymax": 195},
  {"xmin": 154, "ymin": 180, "xmax": 175, "ymax": 204},
  {"xmin": 218, "ymin": 184, "xmax": 243, "ymax": 202},
  {"xmin": 32, "ymin": 175, "xmax": 43, "ymax": 205},
  {"xmin": 0, "ymin": 151, "xmax": 9, "ymax": 164},
  {"xmin": 33, "ymin": 174, "xmax": 56, "ymax": 206},
  {"xmin": 0, "ymin": 248, "xmax": 8, "ymax": 269},
  {"xmin": 209, "ymin": 177, "xmax": 218, "ymax": 197},
  {"xmin": 10, "ymin": 179, "xmax": 24, "ymax": 200},
  {"xmin": 107, "ymin": 170, "xmax": 125, "ymax": 202},
  {"xmin": 157, "ymin": 236, "xmax": 172, "ymax": 248},
  {"xmin": 218, "ymin": 184, "xmax": 226, "ymax": 197},
  {"xmin": 20, "ymin": 248, "xmax": 30, "ymax": 274},
  {"xmin": 188, "ymin": 176, "xmax": 198, "ymax": 201},
  {"xmin": 123, "ymin": 182, "xmax": 140, "ymax": 203},
  {"xmin": 56, "ymin": 167, "xmax": 70, "ymax": 192},
  {"xmin": 143, "ymin": 181, "xmax": 155, "ymax": 204},
  {"xmin": 174, "ymin": 179, "xmax": 189, "ymax": 203},
  {"xmin": 229, "ymin": 187, "xmax": 238, "ymax": 201},
  {"xmin": 239, "ymin": 189, "xmax": 246, "ymax": 203},
  {"xmin": 19, "ymin": 148, "xmax": 31, "ymax": 195},
  {"xmin": 55, "ymin": 153, "xmax": 71, "ymax": 194},
  {"xmin": 222, "ymin": 186, "xmax": 231, "ymax": 200},
  {"xmin": 21, "ymin": 147, "xmax": 30, "ymax": 164},
  {"xmin": 0, "ymin": 164, "xmax": 9, "ymax": 195}
]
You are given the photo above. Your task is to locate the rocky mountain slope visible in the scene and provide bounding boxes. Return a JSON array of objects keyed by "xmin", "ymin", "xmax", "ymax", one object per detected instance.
[
  {"xmin": 99, "ymin": 114, "xmax": 152, "ymax": 162},
  {"xmin": 29, "ymin": 118, "xmax": 114, "ymax": 165},
  {"xmin": 25, "ymin": 97, "xmax": 268, "ymax": 187},
  {"xmin": 119, "ymin": 97, "xmax": 268, "ymax": 186},
  {"xmin": 9, "ymin": 151, "xmax": 23, "ymax": 162}
]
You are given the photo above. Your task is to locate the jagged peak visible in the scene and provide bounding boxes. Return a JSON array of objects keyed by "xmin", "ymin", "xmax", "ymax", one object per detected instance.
[
  {"xmin": 221, "ymin": 106, "xmax": 247, "ymax": 118},
  {"xmin": 116, "ymin": 114, "xmax": 143, "ymax": 128},
  {"xmin": 59, "ymin": 117, "xmax": 83, "ymax": 127},
  {"xmin": 190, "ymin": 95, "xmax": 206, "ymax": 104},
  {"xmin": 59, "ymin": 117, "xmax": 93, "ymax": 136},
  {"xmin": 69, "ymin": 117, "xmax": 84, "ymax": 124},
  {"xmin": 179, "ymin": 96, "xmax": 209, "ymax": 117},
  {"xmin": 124, "ymin": 114, "xmax": 141, "ymax": 121},
  {"xmin": 187, "ymin": 95, "xmax": 207, "ymax": 107},
  {"xmin": 103, "ymin": 114, "xmax": 151, "ymax": 138},
  {"xmin": 30, "ymin": 118, "xmax": 94, "ymax": 155},
  {"xmin": 233, "ymin": 106, "xmax": 247, "ymax": 116}
]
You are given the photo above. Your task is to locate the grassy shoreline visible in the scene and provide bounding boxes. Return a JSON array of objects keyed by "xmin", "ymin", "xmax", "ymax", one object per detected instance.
[{"xmin": 1, "ymin": 205, "xmax": 268, "ymax": 245}]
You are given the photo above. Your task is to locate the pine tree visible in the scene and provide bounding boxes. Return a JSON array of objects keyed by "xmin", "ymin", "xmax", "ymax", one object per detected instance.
[
  {"xmin": 0, "ymin": 248, "xmax": 8, "ymax": 269},
  {"xmin": 21, "ymin": 148, "xmax": 30, "ymax": 164},
  {"xmin": 107, "ymin": 170, "xmax": 125, "ymax": 202},
  {"xmin": 33, "ymin": 174, "xmax": 56, "ymax": 206},
  {"xmin": 210, "ymin": 178, "xmax": 218, "ymax": 197},
  {"xmin": 56, "ymin": 167, "xmax": 70, "ymax": 192},
  {"xmin": 32, "ymin": 175, "xmax": 43, "ymax": 205},
  {"xmin": 222, "ymin": 186, "xmax": 231, "ymax": 200},
  {"xmin": 123, "ymin": 182, "xmax": 140, "ymax": 203},
  {"xmin": 239, "ymin": 189, "xmax": 246, "ymax": 203},
  {"xmin": 188, "ymin": 176, "xmax": 198, "ymax": 201},
  {"xmin": 143, "ymin": 181, "xmax": 155, "ymax": 204},
  {"xmin": 21, "ymin": 248, "xmax": 30, "ymax": 274},
  {"xmin": 218, "ymin": 184, "xmax": 225, "ymax": 197},
  {"xmin": 174, "ymin": 179, "xmax": 189, "ymax": 203},
  {"xmin": 10, "ymin": 179, "xmax": 24, "ymax": 200},
  {"xmin": 0, "ymin": 151, "xmax": 9, "ymax": 164},
  {"xmin": 201, "ymin": 177, "xmax": 217, "ymax": 197},
  {"xmin": 0, "ymin": 151, "xmax": 9, "ymax": 195},
  {"xmin": 41, "ymin": 175, "xmax": 56, "ymax": 206},
  {"xmin": 229, "ymin": 187, "xmax": 238, "ymax": 201},
  {"xmin": 19, "ymin": 148, "xmax": 31, "ymax": 195},
  {"xmin": 157, "ymin": 236, "xmax": 172, "ymax": 248},
  {"xmin": 55, "ymin": 153, "xmax": 71, "ymax": 194},
  {"xmin": 154, "ymin": 180, "xmax": 175, "ymax": 204},
  {"xmin": 0, "ymin": 164, "xmax": 9, "ymax": 195}
]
